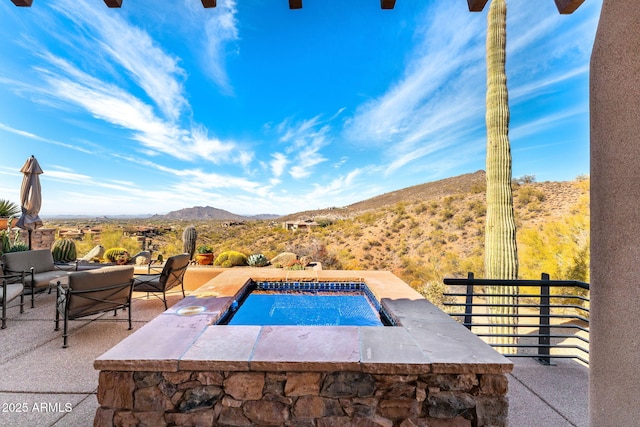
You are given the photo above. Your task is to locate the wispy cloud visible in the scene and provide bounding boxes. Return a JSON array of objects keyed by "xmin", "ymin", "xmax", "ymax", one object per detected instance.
[
  {"xmin": 0, "ymin": 122, "xmax": 94, "ymax": 154},
  {"xmin": 201, "ymin": 0, "xmax": 239, "ymax": 95},
  {"xmin": 53, "ymin": 0, "xmax": 188, "ymax": 122},
  {"xmin": 275, "ymin": 115, "xmax": 332, "ymax": 180},
  {"xmin": 343, "ymin": 3, "xmax": 486, "ymax": 176},
  {"xmin": 343, "ymin": 1, "xmax": 596, "ymax": 179}
]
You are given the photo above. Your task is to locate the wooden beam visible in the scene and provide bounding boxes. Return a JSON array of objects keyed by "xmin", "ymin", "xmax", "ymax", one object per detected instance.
[
  {"xmin": 289, "ymin": 0, "xmax": 302, "ymax": 9},
  {"xmin": 381, "ymin": 0, "xmax": 396, "ymax": 9},
  {"xmin": 467, "ymin": 0, "xmax": 489, "ymax": 12},
  {"xmin": 554, "ymin": 0, "xmax": 586, "ymax": 14},
  {"xmin": 103, "ymin": 0, "xmax": 122, "ymax": 7},
  {"xmin": 11, "ymin": 0, "xmax": 33, "ymax": 6},
  {"xmin": 201, "ymin": 0, "xmax": 216, "ymax": 8}
]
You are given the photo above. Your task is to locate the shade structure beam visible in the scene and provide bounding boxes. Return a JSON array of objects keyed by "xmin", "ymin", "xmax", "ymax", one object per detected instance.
[
  {"xmin": 467, "ymin": 0, "xmax": 585, "ymax": 14},
  {"xmin": 6, "ymin": 0, "xmax": 588, "ymax": 12},
  {"xmin": 8, "ymin": 0, "xmax": 405, "ymax": 9}
]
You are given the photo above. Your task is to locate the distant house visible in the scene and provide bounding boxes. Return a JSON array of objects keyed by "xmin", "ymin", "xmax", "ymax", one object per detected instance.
[
  {"xmin": 221, "ymin": 221, "xmax": 244, "ymax": 227},
  {"xmin": 282, "ymin": 219, "xmax": 318, "ymax": 231}
]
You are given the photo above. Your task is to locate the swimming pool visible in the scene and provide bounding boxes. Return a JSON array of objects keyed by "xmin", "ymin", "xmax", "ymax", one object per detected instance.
[{"xmin": 219, "ymin": 281, "xmax": 393, "ymax": 326}]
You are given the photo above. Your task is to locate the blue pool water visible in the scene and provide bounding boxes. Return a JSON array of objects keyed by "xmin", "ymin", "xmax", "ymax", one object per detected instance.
[{"xmin": 225, "ymin": 292, "xmax": 384, "ymax": 326}]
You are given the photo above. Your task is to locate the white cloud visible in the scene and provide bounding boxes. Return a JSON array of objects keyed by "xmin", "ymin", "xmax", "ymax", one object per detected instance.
[
  {"xmin": 0, "ymin": 122, "xmax": 94, "ymax": 154},
  {"xmin": 53, "ymin": 0, "xmax": 188, "ymax": 121},
  {"xmin": 270, "ymin": 153, "xmax": 288, "ymax": 178},
  {"xmin": 201, "ymin": 0, "xmax": 240, "ymax": 95}
]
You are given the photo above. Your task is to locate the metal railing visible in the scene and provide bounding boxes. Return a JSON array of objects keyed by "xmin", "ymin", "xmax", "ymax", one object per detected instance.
[{"xmin": 443, "ymin": 272, "xmax": 590, "ymax": 365}]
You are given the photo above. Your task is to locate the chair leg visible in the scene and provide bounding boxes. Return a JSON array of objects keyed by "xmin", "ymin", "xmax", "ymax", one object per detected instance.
[
  {"xmin": 128, "ymin": 303, "xmax": 132, "ymax": 330},
  {"xmin": 62, "ymin": 314, "xmax": 69, "ymax": 348},
  {"xmin": 54, "ymin": 287, "xmax": 61, "ymax": 331},
  {"xmin": 1, "ymin": 295, "xmax": 6, "ymax": 330},
  {"xmin": 31, "ymin": 287, "xmax": 35, "ymax": 309},
  {"xmin": 163, "ymin": 291, "xmax": 168, "ymax": 310}
]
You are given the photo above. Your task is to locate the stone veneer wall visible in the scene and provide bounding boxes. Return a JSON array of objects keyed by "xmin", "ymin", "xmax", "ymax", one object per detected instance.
[
  {"xmin": 13, "ymin": 227, "xmax": 56, "ymax": 250},
  {"xmin": 95, "ymin": 369, "xmax": 508, "ymax": 426}
]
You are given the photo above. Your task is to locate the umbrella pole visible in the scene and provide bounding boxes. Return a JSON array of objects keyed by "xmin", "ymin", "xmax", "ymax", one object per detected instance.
[{"xmin": 28, "ymin": 229, "xmax": 32, "ymax": 250}]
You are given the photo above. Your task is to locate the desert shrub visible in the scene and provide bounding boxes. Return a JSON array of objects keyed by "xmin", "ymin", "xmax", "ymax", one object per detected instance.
[
  {"xmin": 355, "ymin": 212, "xmax": 378, "ymax": 225},
  {"xmin": 454, "ymin": 214, "xmax": 473, "ymax": 229},
  {"xmin": 286, "ymin": 238, "xmax": 341, "ymax": 269},
  {"xmin": 514, "ymin": 174, "xmax": 537, "ymax": 185},
  {"xmin": 393, "ymin": 202, "xmax": 407, "ymax": 216},
  {"xmin": 517, "ymin": 186, "xmax": 546, "ymax": 206},
  {"xmin": 428, "ymin": 201, "xmax": 439, "ymax": 215},
  {"xmin": 417, "ymin": 281, "xmax": 455, "ymax": 310},
  {"xmin": 440, "ymin": 208, "xmax": 454, "ymax": 221},
  {"xmin": 414, "ymin": 203, "xmax": 427, "ymax": 215},
  {"xmin": 468, "ymin": 200, "xmax": 486, "ymax": 217},
  {"xmin": 470, "ymin": 182, "xmax": 486, "ymax": 193},
  {"xmin": 315, "ymin": 218, "xmax": 334, "ymax": 227}
]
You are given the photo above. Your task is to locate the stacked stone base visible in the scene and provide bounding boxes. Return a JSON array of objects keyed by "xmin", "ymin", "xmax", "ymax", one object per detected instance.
[{"xmin": 95, "ymin": 370, "xmax": 508, "ymax": 426}]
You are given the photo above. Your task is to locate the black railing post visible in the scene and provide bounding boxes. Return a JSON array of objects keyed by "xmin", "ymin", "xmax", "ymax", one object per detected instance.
[
  {"xmin": 463, "ymin": 272, "xmax": 474, "ymax": 330},
  {"xmin": 537, "ymin": 273, "xmax": 552, "ymax": 365}
]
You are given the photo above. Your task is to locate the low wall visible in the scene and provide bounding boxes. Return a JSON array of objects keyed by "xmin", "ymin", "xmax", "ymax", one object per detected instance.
[{"xmin": 95, "ymin": 369, "xmax": 508, "ymax": 426}]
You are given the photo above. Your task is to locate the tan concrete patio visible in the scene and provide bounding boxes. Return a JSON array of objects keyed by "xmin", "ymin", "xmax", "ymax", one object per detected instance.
[{"xmin": 0, "ymin": 270, "xmax": 588, "ymax": 426}]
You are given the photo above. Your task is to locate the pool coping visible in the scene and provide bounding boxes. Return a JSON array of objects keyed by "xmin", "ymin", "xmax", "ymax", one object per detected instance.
[{"xmin": 94, "ymin": 269, "xmax": 513, "ymax": 375}]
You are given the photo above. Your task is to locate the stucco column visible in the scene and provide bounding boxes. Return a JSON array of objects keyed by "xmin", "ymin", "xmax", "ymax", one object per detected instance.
[{"xmin": 590, "ymin": 2, "xmax": 640, "ymax": 425}]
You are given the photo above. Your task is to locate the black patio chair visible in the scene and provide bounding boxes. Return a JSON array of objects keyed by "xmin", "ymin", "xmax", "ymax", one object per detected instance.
[{"xmin": 132, "ymin": 253, "xmax": 190, "ymax": 309}]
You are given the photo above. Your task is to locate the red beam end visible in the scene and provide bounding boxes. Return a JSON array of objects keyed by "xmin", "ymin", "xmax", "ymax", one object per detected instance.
[
  {"xmin": 289, "ymin": 0, "xmax": 302, "ymax": 9},
  {"xmin": 381, "ymin": 0, "xmax": 396, "ymax": 10},
  {"xmin": 103, "ymin": 0, "xmax": 122, "ymax": 7},
  {"xmin": 11, "ymin": 0, "xmax": 33, "ymax": 6},
  {"xmin": 201, "ymin": 0, "xmax": 216, "ymax": 7},
  {"xmin": 467, "ymin": 0, "xmax": 489, "ymax": 12},
  {"xmin": 554, "ymin": 0, "xmax": 586, "ymax": 14}
]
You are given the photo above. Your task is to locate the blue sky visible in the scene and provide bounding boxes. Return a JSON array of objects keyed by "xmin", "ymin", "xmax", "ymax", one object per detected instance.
[{"xmin": 0, "ymin": 0, "xmax": 601, "ymax": 216}]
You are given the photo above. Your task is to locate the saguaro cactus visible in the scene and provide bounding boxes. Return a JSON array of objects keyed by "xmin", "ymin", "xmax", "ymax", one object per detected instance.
[
  {"xmin": 182, "ymin": 225, "xmax": 197, "ymax": 260},
  {"xmin": 484, "ymin": 0, "xmax": 518, "ymax": 353}
]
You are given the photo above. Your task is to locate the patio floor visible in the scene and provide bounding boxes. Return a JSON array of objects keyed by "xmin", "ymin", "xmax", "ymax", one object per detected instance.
[{"xmin": 0, "ymin": 289, "xmax": 588, "ymax": 426}]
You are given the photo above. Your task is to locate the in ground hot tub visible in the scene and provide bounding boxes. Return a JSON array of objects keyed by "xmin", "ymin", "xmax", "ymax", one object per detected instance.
[{"xmin": 94, "ymin": 269, "xmax": 513, "ymax": 426}]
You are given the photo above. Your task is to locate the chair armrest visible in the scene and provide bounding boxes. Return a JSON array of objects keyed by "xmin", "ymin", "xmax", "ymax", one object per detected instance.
[
  {"xmin": 1, "ymin": 271, "xmax": 25, "ymax": 285},
  {"xmin": 3, "ymin": 266, "xmax": 34, "ymax": 279},
  {"xmin": 54, "ymin": 261, "xmax": 79, "ymax": 272}
]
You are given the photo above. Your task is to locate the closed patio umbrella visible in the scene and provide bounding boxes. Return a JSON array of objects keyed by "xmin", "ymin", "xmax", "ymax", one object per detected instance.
[{"xmin": 15, "ymin": 155, "xmax": 44, "ymax": 250}]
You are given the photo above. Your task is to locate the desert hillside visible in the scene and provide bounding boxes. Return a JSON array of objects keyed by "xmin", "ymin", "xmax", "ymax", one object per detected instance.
[
  {"xmin": 171, "ymin": 171, "xmax": 589, "ymax": 287},
  {"xmin": 46, "ymin": 171, "xmax": 589, "ymax": 290}
]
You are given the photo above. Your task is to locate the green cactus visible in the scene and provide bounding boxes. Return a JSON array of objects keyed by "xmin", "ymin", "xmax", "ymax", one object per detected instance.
[
  {"xmin": 247, "ymin": 253, "xmax": 269, "ymax": 267},
  {"xmin": 104, "ymin": 247, "xmax": 130, "ymax": 263},
  {"xmin": 484, "ymin": 0, "xmax": 518, "ymax": 353},
  {"xmin": 182, "ymin": 225, "xmax": 197, "ymax": 259},
  {"xmin": 8, "ymin": 242, "xmax": 29, "ymax": 253},
  {"xmin": 51, "ymin": 238, "xmax": 77, "ymax": 262},
  {"xmin": 0, "ymin": 231, "xmax": 10, "ymax": 255},
  {"xmin": 214, "ymin": 250, "xmax": 247, "ymax": 268}
]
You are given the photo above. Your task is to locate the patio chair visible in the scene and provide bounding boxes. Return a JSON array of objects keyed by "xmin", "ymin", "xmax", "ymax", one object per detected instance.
[
  {"xmin": 1, "ymin": 272, "xmax": 25, "ymax": 329},
  {"xmin": 54, "ymin": 265, "xmax": 134, "ymax": 348},
  {"xmin": 132, "ymin": 253, "xmax": 189, "ymax": 309}
]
